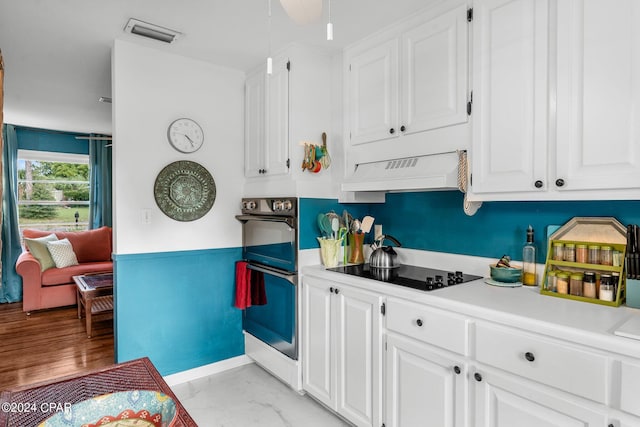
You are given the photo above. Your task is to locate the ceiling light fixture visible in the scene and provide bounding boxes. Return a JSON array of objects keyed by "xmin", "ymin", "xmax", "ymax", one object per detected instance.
[
  {"xmin": 327, "ymin": 0, "xmax": 333, "ymax": 41},
  {"xmin": 124, "ymin": 18, "xmax": 181, "ymax": 44},
  {"xmin": 267, "ymin": 0, "xmax": 273, "ymax": 75},
  {"xmin": 279, "ymin": 0, "xmax": 322, "ymax": 24}
]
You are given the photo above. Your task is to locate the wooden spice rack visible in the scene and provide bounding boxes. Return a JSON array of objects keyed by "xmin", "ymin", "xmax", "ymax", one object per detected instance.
[{"xmin": 541, "ymin": 217, "xmax": 627, "ymax": 307}]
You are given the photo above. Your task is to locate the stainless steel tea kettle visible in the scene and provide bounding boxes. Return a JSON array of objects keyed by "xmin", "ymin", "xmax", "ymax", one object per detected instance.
[{"xmin": 369, "ymin": 235, "xmax": 402, "ymax": 268}]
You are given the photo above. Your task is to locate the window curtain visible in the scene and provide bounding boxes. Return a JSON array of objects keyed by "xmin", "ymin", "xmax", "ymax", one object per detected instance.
[
  {"xmin": 1, "ymin": 124, "xmax": 23, "ymax": 303},
  {"xmin": 88, "ymin": 135, "xmax": 112, "ymax": 229}
]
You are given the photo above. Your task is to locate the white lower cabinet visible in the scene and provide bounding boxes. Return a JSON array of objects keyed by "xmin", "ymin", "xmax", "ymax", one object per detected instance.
[
  {"xmin": 301, "ymin": 275, "xmax": 384, "ymax": 427},
  {"xmin": 471, "ymin": 365, "xmax": 607, "ymax": 427},
  {"xmin": 385, "ymin": 332, "xmax": 468, "ymax": 427}
]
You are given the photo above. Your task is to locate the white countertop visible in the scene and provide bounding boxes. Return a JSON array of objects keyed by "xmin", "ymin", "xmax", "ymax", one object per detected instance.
[{"xmin": 302, "ymin": 263, "xmax": 640, "ymax": 359}]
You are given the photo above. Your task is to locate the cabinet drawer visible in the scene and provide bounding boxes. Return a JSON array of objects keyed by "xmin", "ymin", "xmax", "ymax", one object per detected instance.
[
  {"xmin": 620, "ymin": 359, "xmax": 640, "ymax": 417},
  {"xmin": 385, "ymin": 298, "xmax": 469, "ymax": 355},
  {"xmin": 475, "ymin": 322, "xmax": 608, "ymax": 403}
]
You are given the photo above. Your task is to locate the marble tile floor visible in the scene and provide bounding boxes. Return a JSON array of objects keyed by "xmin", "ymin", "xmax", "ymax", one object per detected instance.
[{"xmin": 171, "ymin": 363, "xmax": 352, "ymax": 427}]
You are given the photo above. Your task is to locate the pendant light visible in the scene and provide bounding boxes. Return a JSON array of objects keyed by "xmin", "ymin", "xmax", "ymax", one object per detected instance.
[
  {"xmin": 267, "ymin": 0, "xmax": 273, "ymax": 75},
  {"xmin": 326, "ymin": 0, "xmax": 333, "ymax": 40},
  {"xmin": 279, "ymin": 0, "xmax": 322, "ymax": 25}
]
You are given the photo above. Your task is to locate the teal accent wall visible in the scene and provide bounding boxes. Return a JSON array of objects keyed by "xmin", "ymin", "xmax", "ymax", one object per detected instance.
[
  {"xmin": 15, "ymin": 126, "xmax": 90, "ymax": 155},
  {"xmin": 301, "ymin": 194, "xmax": 640, "ymax": 264},
  {"xmin": 114, "ymin": 247, "xmax": 244, "ymax": 376}
]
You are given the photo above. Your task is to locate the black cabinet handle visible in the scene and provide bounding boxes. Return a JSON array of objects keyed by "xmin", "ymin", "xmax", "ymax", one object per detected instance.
[
  {"xmin": 389, "ymin": 128, "xmax": 395, "ymax": 134},
  {"xmin": 525, "ymin": 352, "xmax": 535, "ymax": 362},
  {"xmin": 330, "ymin": 287, "xmax": 334, "ymax": 293},
  {"xmin": 555, "ymin": 178, "xmax": 565, "ymax": 187},
  {"xmin": 454, "ymin": 366, "xmax": 461, "ymax": 374},
  {"xmin": 334, "ymin": 288, "xmax": 340, "ymax": 294},
  {"xmin": 474, "ymin": 372, "xmax": 483, "ymax": 382},
  {"xmin": 608, "ymin": 424, "xmax": 614, "ymax": 427},
  {"xmin": 416, "ymin": 319, "xmax": 423, "ymax": 327},
  {"xmin": 534, "ymin": 180, "xmax": 543, "ymax": 188},
  {"xmin": 400, "ymin": 125, "xmax": 406, "ymax": 132}
]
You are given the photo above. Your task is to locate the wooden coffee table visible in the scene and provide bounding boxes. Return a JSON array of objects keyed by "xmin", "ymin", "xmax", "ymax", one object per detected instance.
[{"xmin": 73, "ymin": 273, "xmax": 113, "ymax": 338}]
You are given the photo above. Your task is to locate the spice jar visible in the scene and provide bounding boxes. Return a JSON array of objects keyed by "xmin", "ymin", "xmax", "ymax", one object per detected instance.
[
  {"xmin": 600, "ymin": 246, "xmax": 613, "ymax": 266},
  {"xmin": 563, "ymin": 243, "xmax": 576, "ymax": 262},
  {"xmin": 556, "ymin": 272, "xmax": 569, "ymax": 294},
  {"xmin": 570, "ymin": 272, "xmax": 584, "ymax": 296},
  {"xmin": 599, "ymin": 273, "xmax": 614, "ymax": 302},
  {"xmin": 576, "ymin": 244, "xmax": 588, "ymax": 263},
  {"xmin": 552, "ymin": 242, "xmax": 564, "ymax": 261},
  {"xmin": 588, "ymin": 245, "xmax": 601, "ymax": 264},
  {"xmin": 611, "ymin": 272, "xmax": 620, "ymax": 296},
  {"xmin": 583, "ymin": 272, "xmax": 597, "ymax": 298},
  {"xmin": 546, "ymin": 270, "xmax": 557, "ymax": 292}
]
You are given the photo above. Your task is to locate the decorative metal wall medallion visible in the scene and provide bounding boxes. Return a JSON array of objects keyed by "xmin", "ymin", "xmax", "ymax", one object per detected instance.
[{"xmin": 154, "ymin": 160, "xmax": 216, "ymax": 221}]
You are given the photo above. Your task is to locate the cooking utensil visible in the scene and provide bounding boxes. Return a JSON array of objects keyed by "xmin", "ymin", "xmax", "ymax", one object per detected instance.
[
  {"xmin": 369, "ymin": 234, "xmax": 402, "ymax": 268},
  {"xmin": 317, "ymin": 213, "xmax": 332, "ymax": 238},
  {"xmin": 331, "ymin": 217, "xmax": 339, "ymax": 239},
  {"xmin": 634, "ymin": 224, "xmax": 640, "ymax": 279},
  {"xmin": 351, "ymin": 219, "xmax": 361, "ymax": 234},
  {"xmin": 301, "ymin": 144, "xmax": 310, "ymax": 171},
  {"xmin": 320, "ymin": 132, "xmax": 331, "ymax": 169},
  {"xmin": 627, "ymin": 224, "xmax": 634, "ymax": 279},
  {"xmin": 361, "ymin": 216, "xmax": 375, "ymax": 233}
]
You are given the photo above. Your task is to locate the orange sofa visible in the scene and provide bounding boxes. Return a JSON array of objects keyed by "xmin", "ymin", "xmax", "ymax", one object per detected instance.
[{"xmin": 16, "ymin": 226, "xmax": 113, "ymax": 313}]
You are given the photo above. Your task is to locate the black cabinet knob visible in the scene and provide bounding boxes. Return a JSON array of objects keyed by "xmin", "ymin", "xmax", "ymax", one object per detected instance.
[
  {"xmin": 525, "ymin": 352, "xmax": 535, "ymax": 362},
  {"xmin": 608, "ymin": 424, "xmax": 614, "ymax": 427},
  {"xmin": 474, "ymin": 372, "xmax": 483, "ymax": 382},
  {"xmin": 555, "ymin": 178, "xmax": 565, "ymax": 187},
  {"xmin": 534, "ymin": 180, "xmax": 543, "ymax": 188},
  {"xmin": 416, "ymin": 319, "xmax": 423, "ymax": 327},
  {"xmin": 330, "ymin": 287, "xmax": 334, "ymax": 293},
  {"xmin": 389, "ymin": 128, "xmax": 395, "ymax": 134},
  {"xmin": 400, "ymin": 125, "xmax": 406, "ymax": 132},
  {"xmin": 334, "ymin": 288, "xmax": 340, "ymax": 294},
  {"xmin": 454, "ymin": 366, "xmax": 461, "ymax": 374}
]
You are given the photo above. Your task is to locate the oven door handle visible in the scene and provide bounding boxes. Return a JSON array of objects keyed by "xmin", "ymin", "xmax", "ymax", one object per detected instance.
[
  {"xmin": 247, "ymin": 263, "xmax": 297, "ymax": 285},
  {"xmin": 235, "ymin": 214, "xmax": 296, "ymax": 229}
]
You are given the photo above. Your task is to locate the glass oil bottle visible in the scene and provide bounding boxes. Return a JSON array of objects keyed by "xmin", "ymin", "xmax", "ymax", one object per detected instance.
[{"xmin": 523, "ymin": 225, "xmax": 537, "ymax": 286}]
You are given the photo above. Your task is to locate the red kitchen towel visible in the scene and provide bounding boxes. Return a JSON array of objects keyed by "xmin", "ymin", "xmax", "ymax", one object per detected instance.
[
  {"xmin": 251, "ymin": 268, "xmax": 267, "ymax": 306},
  {"xmin": 234, "ymin": 261, "xmax": 252, "ymax": 309}
]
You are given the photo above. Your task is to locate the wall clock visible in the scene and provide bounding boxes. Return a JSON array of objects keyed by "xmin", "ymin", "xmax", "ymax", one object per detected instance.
[{"xmin": 167, "ymin": 118, "xmax": 204, "ymax": 153}]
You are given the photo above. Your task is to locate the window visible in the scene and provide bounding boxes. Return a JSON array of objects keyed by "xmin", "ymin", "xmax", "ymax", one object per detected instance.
[{"xmin": 17, "ymin": 150, "xmax": 90, "ymax": 233}]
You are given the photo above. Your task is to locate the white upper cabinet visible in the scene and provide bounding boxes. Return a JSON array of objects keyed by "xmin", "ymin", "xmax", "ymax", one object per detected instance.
[
  {"xmin": 470, "ymin": 0, "xmax": 549, "ymax": 195},
  {"xmin": 401, "ymin": 5, "xmax": 469, "ymax": 136},
  {"xmin": 348, "ymin": 39, "xmax": 399, "ymax": 146},
  {"xmin": 244, "ymin": 56, "xmax": 289, "ymax": 178},
  {"xmin": 344, "ymin": 0, "xmax": 471, "ymax": 168},
  {"xmin": 555, "ymin": 0, "xmax": 640, "ymax": 192},
  {"xmin": 470, "ymin": 0, "xmax": 640, "ymax": 200}
]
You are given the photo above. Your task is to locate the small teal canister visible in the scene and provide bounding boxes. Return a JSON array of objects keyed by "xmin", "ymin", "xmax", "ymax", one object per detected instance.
[{"xmin": 627, "ymin": 279, "xmax": 640, "ymax": 309}]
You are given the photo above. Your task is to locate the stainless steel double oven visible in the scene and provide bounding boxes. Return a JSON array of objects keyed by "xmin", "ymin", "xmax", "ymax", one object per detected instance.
[{"xmin": 235, "ymin": 197, "xmax": 298, "ymax": 360}]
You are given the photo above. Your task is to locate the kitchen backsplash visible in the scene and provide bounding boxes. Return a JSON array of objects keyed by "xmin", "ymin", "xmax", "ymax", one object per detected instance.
[{"xmin": 300, "ymin": 194, "xmax": 640, "ymax": 264}]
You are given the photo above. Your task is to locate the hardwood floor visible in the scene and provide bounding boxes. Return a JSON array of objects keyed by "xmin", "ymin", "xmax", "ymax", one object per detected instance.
[{"xmin": 0, "ymin": 302, "xmax": 114, "ymax": 391}]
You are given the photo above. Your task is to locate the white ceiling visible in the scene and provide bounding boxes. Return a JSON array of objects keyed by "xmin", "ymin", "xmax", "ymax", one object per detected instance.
[{"xmin": 0, "ymin": 0, "xmax": 433, "ymax": 135}]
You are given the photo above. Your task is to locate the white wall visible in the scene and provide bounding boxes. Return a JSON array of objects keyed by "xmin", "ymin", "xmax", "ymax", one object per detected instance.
[{"xmin": 112, "ymin": 40, "xmax": 245, "ymax": 254}]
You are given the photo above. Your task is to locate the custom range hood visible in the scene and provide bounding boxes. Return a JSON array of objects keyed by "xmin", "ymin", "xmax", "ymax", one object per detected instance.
[{"xmin": 341, "ymin": 151, "xmax": 461, "ymax": 193}]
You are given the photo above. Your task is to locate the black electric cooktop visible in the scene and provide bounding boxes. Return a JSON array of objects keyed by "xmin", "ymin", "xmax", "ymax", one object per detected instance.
[{"xmin": 328, "ymin": 264, "xmax": 482, "ymax": 292}]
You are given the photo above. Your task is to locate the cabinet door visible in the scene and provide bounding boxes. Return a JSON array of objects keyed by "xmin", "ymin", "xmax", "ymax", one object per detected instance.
[
  {"xmin": 347, "ymin": 39, "xmax": 399, "ymax": 145},
  {"xmin": 555, "ymin": 0, "xmax": 640, "ymax": 191},
  {"xmin": 265, "ymin": 57, "xmax": 289, "ymax": 176},
  {"xmin": 401, "ymin": 2, "xmax": 468, "ymax": 136},
  {"xmin": 386, "ymin": 333, "xmax": 467, "ymax": 427},
  {"xmin": 471, "ymin": 0, "xmax": 549, "ymax": 194},
  {"xmin": 244, "ymin": 70, "xmax": 266, "ymax": 177},
  {"xmin": 473, "ymin": 367, "xmax": 606, "ymax": 427},
  {"xmin": 334, "ymin": 285, "xmax": 383, "ymax": 427},
  {"xmin": 301, "ymin": 277, "xmax": 335, "ymax": 409}
]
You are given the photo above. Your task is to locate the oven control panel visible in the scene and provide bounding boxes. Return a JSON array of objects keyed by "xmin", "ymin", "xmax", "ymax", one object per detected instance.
[{"xmin": 241, "ymin": 197, "xmax": 297, "ymax": 216}]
